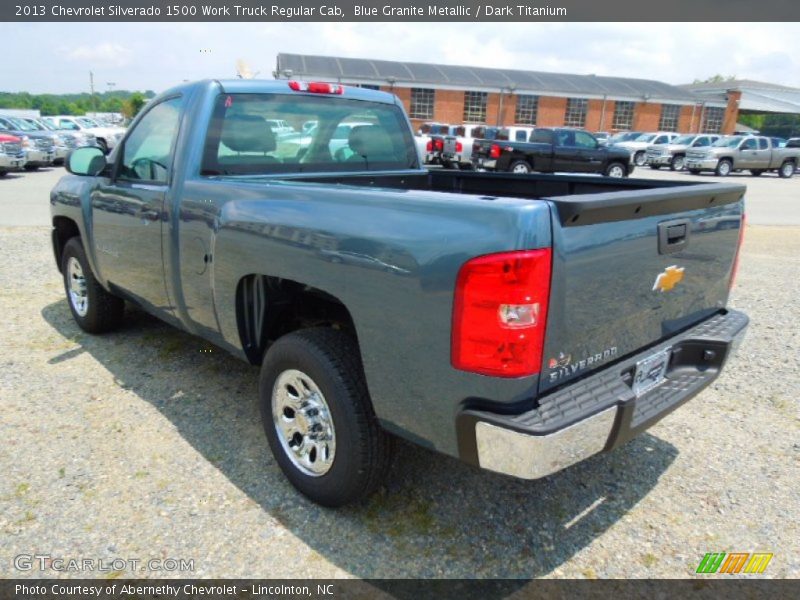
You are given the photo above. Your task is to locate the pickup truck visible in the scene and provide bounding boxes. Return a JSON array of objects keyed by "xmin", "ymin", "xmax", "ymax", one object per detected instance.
[
  {"xmin": 472, "ymin": 127, "xmax": 634, "ymax": 177},
  {"xmin": 0, "ymin": 116, "xmax": 56, "ymax": 170},
  {"xmin": 685, "ymin": 135, "xmax": 799, "ymax": 178},
  {"xmin": 441, "ymin": 125, "xmax": 514, "ymax": 170},
  {"xmin": 0, "ymin": 132, "xmax": 26, "ymax": 175},
  {"xmin": 52, "ymin": 79, "xmax": 748, "ymax": 507},
  {"xmin": 612, "ymin": 132, "xmax": 679, "ymax": 167},
  {"xmin": 645, "ymin": 133, "xmax": 721, "ymax": 171}
]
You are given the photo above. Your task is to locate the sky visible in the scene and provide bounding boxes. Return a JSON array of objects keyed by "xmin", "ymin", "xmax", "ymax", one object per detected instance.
[{"xmin": 2, "ymin": 22, "xmax": 799, "ymax": 94}]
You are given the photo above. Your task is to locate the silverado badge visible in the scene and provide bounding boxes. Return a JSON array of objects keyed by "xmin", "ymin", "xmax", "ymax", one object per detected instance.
[{"xmin": 653, "ymin": 265, "xmax": 685, "ymax": 292}]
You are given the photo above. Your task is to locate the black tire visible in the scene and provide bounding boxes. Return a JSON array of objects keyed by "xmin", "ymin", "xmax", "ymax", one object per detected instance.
[
  {"xmin": 61, "ymin": 237, "xmax": 124, "ymax": 333},
  {"xmin": 779, "ymin": 161, "xmax": 796, "ymax": 179},
  {"xmin": 605, "ymin": 162, "xmax": 627, "ymax": 178},
  {"xmin": 508, "ymin": 160, "xmax": 532, "ymax": 174},
  {"xmin": 649, "ymin": 164, "xmax": 661, "ymax": 170},
  {"xmin": 715, "ymin": 159, "xmax": 732, "ymax": 177},
  {"xmin": 23, "ymin": 164, "xmax": 40, "ymax": 171},
  {"xmin": 0, "ymin": 170, "xmax": 7, "ymax": 177},
  {"xmin": 259, "ymin": 328, "xmax": 393, "ymax": 507},
  {"xmin": 670, "ymin": 155, "xmax": 685, "ymax": 171},
  {"xmin": 689, "ymin": 169, "xmax": 702, "ymax": 175},
  {"xmin": 633, "ymin": 151, "xmax": 646, "ymax": 166},
  {"xmin": 750, "ymin": 169, "xmax": 764, "ymax": 177}
]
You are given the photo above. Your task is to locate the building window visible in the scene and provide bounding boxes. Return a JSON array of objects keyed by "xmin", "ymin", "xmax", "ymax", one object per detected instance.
[
  {"xmin": 702, "ymin": 107, "xmax": 725, "ymax": 134},
  {"xmin": 564, "ymin": 98, "xmax": 588, "ymax": 128},
  {"xmin": 463, "ymin": 91, "xmax": 488, "ymax": 123},
  {"xmin": 409, "ymin": 88, "xmax": 435, "ymax": 119},
  {"xmin": 612, "ymin": 101, "xmax": 635, "ymax": 130},
  {"xmin": 515, "ymin": 95, "xmax": 539, "ymax": 125},
  {"xmin": 659, "ymin": 104, "xmax": 681, "ymax": 131}
]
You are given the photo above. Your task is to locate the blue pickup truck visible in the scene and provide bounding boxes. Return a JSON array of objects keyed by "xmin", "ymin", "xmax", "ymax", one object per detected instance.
[{"xmin": 51, "ymin": 80, "xmax": 748, "ymax": 506}]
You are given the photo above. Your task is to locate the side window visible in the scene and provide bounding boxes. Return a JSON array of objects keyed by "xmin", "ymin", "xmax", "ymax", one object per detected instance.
[
  {"xmin": 654, "ymin": 135, "xmax": 668, "ymax": 144},
  {"xmin": 556, "ymin": 130, "xmax": 575, "ymax": 146},
  {"xmin": 741, "ymin": 138, "xmax": 757, "ymax": 150},
  {"xmin": 758, "ymin": 138, "xmax": 769, "ymax": 150},
  {"xmin": 118, "ymin": 96, "xmax": 183, "ymax": 183},
  {"xmin": 694, "ymin": 137, "xmax": 709, "ymax": 147},
  {"xmin": 574, "ymin": 131, "xmax": 597, "ymax": 148},
  {"xmin": 515, "ymin": 130, "xmax": 527, "ymax": 141}
]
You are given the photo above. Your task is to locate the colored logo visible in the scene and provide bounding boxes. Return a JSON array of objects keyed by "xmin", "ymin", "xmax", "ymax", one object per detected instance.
[
  {"xmin": 653, "ymin": 265, "xmax": 685, "ymax": 292},
  {"xmin": 696, "ymin": 552, "xmax": 773, "ymax": 574}
]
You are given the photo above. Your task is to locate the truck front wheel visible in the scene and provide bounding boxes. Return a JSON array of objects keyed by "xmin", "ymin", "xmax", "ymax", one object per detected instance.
[
  {"xmin": 61, "ymin": 237, "xmax": 124, "ymax": 333},
  {"xmin": 670, "ymin": 155, "xmax": 685, "ymax": 171},
  {"xmin": 633, "ymin": 151, "xmax": 646, "ymax": 166},
  {"xmin": 715, "ymin": 159, "xmax": 732, "ymax": 177},
  {"xmin": 259, "ymin": 328, "xmax": 393, "ymax": 507}
]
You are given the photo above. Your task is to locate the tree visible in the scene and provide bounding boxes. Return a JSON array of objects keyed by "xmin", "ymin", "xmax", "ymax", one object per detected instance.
[
  {"xmin": 122, "ymin": 92, "xmax": 146, "ymax": 119},
  {"xmin": 692, "ymin": 74, "xmax": 738, "ymax": 84}
]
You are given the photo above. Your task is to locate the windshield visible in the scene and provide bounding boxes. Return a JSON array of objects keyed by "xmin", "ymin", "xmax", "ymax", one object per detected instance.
[
  {"xmin": 36, "ymin": 119, "xmax": 58, "ymax": 131},
  {"xmin": 609, "ymin": 132, "xmax": 640, "ymax": 143},
  {"xmin": 712, "ymin": 137, "xmax": 744, "ymax": 148},
  {"xmin": 10, "ymin": 117, "xmax": 36, "ymax": 131},
  {"xmin": 672, "ymin": 135, "xmax": 695, "ymax": 145},
  {"xmin": 634, "ymin": 134, "xmax": 657, "ymax": 142},
  {"xmin": 77, "ymin": 118, "xmax": 99, "ymax": 128},
  {"xmin": 201, "ymin": 93, "xmax": 419, "ymax": 175}
]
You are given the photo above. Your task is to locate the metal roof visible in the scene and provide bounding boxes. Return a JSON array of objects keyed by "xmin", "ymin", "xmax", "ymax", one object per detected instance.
[
  {"xmin": 680, "ymin": 80, "xmax": 800, "ymax": 114},
  {"xmin": 277, "ymin": 53, "xmax": 701, "ymax": 103}
]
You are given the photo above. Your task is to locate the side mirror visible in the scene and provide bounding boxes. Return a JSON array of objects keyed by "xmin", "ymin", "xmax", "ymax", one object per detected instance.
[{"xmin": 66, "ymin": 146, "xmax": 107, "ymax": 176}]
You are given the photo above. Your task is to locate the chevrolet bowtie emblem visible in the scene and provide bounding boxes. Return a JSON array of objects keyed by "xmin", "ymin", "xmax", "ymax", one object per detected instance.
[{"xmin": 653, "ymin": 265, "xmax": 685, "ymax": 292}]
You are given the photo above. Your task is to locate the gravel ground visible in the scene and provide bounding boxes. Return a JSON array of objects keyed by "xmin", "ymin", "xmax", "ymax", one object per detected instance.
[{"xmin": 0, "ymin": 224, "xmax": 798, "ymax": 580}]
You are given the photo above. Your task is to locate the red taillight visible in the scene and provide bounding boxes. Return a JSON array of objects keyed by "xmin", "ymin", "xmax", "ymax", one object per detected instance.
[
  {"xmin": 489, "ymin": 144, "xmax": 501, "ymax": 159},
  {"xmin": 455, "ymin": 141, "xmax": 463, "ymax": 153},
  {"xmin": 434, "ymin": 138, "xmax": 443, "ymax": 152},
  {"xmin": 426, "ymin": 140, "xmax": 433, "ymax": 152},
  {"xmin": 452, "ymin": 249, "xmax": 552, "ymax": 378},
  {"xmin": 729, "ymin": 213, "xmax": 746, "ymax": 290},
  {"xmin": 288, "ymin": 80, "xmax": 344, "ymax": 94}
]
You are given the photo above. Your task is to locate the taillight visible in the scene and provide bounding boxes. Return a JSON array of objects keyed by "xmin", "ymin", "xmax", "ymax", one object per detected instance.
[
  {"xmin": 426, "ymin": 140, "xmax": 433, "ymax": 152},
  {"xmin": 288, "ymin": 81, "xmax": 344, "ymax": 95},
  {"xmin": 489, "ymin": 144, "xmax": 501, "ymax": 159},
  {"xmin": 434, "ymin": 139, "xmax": 443, "ymax": 152},
  {"xmin": 452, "ymin": 249, "xmax": 552, "ymax": 378},
  {"xmin": 455, "ymin": 141, "xmax": 463, "ymax": 153},
  {"xmin": 729, "ymin": 213, "xmax": 746, "ymax": 290}
]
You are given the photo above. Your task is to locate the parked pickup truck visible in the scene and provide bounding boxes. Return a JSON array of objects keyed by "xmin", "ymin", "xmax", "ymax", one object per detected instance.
[
  {"xmin": 685, "ymin": 135, "xmax": 799, "ymax": 178},
  {"xmin": 472, "ymin": 127, "xmax": 634, "ymax": 177},
  {"xmin": 646, "ymin": 133, "xmax": 721, "ymax": 171},
  {"xmin": 441, "ymin": 125, "xmax": 514, "ymax": 170},
  {"xmin": 52, "ymin": 80, "xmax": 748, "ymax": 507},
  {"xmin": 0, "ymin": 132, "xmax": 26, "ymax": 175}
]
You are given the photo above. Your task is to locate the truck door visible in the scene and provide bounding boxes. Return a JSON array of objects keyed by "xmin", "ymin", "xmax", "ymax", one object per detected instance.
[
  {"xmin": 552, "ymin": 130, "xmax": 579, "ymax": 171},
  {"xmin": 738, "ymin": 137, "xmax": 759, "ymax": 168},
  {"xmin": 754, "ymin": 137, "xmax": 772, "ymax": 169},
  {"xmin": 90, "ymin": 96, "xmax": 183, "ymax": 315},
  {"xmin": 573, "ymin": 130, "xmax": 605, "ymax": 172}
]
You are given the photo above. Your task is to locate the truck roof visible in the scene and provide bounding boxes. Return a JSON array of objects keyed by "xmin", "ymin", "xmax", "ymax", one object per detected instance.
[{"xmin": 159, "ymin": 79, "xmax": 400, "ymax": 106}]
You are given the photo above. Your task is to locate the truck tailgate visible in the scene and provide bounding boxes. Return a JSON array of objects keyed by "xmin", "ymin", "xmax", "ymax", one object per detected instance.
[{"xmin": 540, "ymin": 182, "xmax": 745, "ymax": 393}]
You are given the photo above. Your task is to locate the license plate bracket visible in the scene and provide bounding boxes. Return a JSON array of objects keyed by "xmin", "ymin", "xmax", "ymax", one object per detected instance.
[{"xmin": 632, "ymin": 347, "xmax": 671, "ymax": 397}]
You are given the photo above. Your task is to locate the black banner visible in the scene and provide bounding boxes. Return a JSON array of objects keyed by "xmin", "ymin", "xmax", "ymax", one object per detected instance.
[
  {"xmin": 3, "ymin": 0, "xmax": 800, "ymax": 22},
  {"xmin": 3, "ymin": 580, "xmax": 800, "ymax": 600}
]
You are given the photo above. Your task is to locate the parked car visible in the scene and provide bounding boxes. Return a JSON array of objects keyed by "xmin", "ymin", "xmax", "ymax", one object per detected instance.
[
  {"xmin": 52, "ymin": 79, "xmax": 747, "ymax": 507},
  {"xmin": 612, "ymin": 132, "xmax": 680, "ymax": 167},
  {"xmin": 645, "ymin": 133, "xmax": 721, "ymax": 171},
  {"xmin": 417, "ymin": 123, "xmax": 455, "ymax": 165},
  {"xmin": 472, "ymin": 127, "xmax": 634, "ymax": 177},
  {"xmin": 685, "ymin": 135, "xmax": 799, "ymax": 178},
  {"xmin": 0, "ymin": 132, "xmax": 26, "ymax": 176},
  {"xmin": 35, "ymin": 117, "xmax": 98, "ymax": 150},
  {"xmin": 45, "ymin": 116, "xmax": 124, "ymax": 153},
  {"xmin": 441, "ymin": 125, "xmax": 512, "ymax": 170},
  {"xmin": 0, "ymin": 116, "xmax": 55, "ymax": 170},
  {"xmin": 10, "ymin": 116, "xmax": 89, "ymax": 164},
  {"xmin": 607, "ymin": 131, "xmax": 643, "ymax": 145},
  {"xmin": 786, "ymin": 137, "xmax": 800, "ymax": 149}
]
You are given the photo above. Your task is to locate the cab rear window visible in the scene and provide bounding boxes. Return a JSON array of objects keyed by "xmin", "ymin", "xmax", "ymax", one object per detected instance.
[{"xmin": 201, "ymin": 93, "xmax": 418, "ymax": 175}]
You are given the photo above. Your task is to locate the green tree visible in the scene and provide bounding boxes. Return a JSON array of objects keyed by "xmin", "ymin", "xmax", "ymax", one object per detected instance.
[{"xmin": 122, "ymin": 92, "xmax": 146, "ymax": 118}]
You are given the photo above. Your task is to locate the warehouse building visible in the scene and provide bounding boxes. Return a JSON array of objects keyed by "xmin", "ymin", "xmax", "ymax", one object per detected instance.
[{"xmin": 275, "ymin": 53, "xmax": 739, "ymax": 135}]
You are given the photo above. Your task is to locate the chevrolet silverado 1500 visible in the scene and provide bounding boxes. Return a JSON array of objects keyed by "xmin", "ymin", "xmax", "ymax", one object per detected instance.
[
  {"xmin": 685, "ymin": 135, "xmax": 799, "ymax": 177},
  {"xmin": 51, "ymin": 80, "xmax": 748, "ymax": 506}
]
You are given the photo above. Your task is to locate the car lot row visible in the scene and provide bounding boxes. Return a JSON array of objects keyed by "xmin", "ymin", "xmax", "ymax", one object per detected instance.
[{"xmin": 0, "ymin": 114, "xmax": 125, "ymax": 177}]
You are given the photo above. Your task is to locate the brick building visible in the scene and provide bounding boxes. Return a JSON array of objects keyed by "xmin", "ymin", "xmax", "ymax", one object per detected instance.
[{"xmin": 276, "ymin": 53, "xmax": 738, "ymax": 135}]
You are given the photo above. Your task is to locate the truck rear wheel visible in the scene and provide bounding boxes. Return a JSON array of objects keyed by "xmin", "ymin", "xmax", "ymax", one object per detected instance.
[
  {"xmin": 779, "ymin": 161, "xmax": 796, "ymax": 178},
  {"xmin": 259, "ymin": 328, "xmax": 393, "ymax": 507},
  {"xmin": 61, "ymin": 237, "xmax": 125, "ymax": 333},
  {"xmin": 715, "ymin": 159, "xmax": 732, "ymax": 177},
  {"xmin": 508, "ymin": 160, "xmax": 532, "ymax": 174}
]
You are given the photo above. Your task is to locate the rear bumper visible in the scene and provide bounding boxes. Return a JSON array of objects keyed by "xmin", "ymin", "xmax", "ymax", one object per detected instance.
[{"xmin": 456, "ymin": 309, "xmax": 748, "ymax": 480}]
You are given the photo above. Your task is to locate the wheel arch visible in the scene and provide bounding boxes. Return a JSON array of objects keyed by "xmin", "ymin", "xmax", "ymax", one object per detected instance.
[{"xmin": 52, "ymin": 216, "xmax": 81, "ymax": 273}]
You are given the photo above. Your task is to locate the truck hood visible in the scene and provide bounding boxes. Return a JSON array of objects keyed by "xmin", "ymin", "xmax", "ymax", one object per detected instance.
[
  {"xmin": 648, "ymin": 143, "xmax": 689, "ymax": 152},
  {"xmin": 614, "ymin": 141, "xmax": 652, "ymax": 151}
]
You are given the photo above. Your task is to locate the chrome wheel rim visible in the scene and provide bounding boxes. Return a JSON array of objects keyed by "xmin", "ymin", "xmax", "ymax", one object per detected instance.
[
  {"xmin": 673, "ymin": 156, "xmax": 684, "ymax": 170},
  {"xmin": 608, "ymin": 165, "xmax": 624, "ymax": 178},
  {"xmin": 67, "ymin": 257, "xmax": 89, "ymax": 317},
  {"xmin": 272, "ymin": 369, "xmax": 336, "ymax": 477},
  {"xmin": 718, "ymin": 162, "xmax": 730, "ymax": 176},
  {"xmin": 782, "ymin": 163, "xmax": 794, "ymax": 177},
  {"xmin": 512, "ymin": 164, "xmax": 529, "ymax": 174},
  {"xmin": 634, "ymin": 152, "xmax": 645, "ymax": 166}
]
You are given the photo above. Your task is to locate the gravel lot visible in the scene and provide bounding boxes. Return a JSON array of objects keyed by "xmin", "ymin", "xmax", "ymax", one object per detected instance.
[{"xmin": 0, "ymin": 168, "xmax": 798, "ymax": 580}]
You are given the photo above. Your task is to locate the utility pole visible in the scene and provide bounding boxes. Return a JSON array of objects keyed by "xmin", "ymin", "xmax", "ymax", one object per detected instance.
[{"xmin": 89, "ymin": 71, "xmax": 97, "ymax": 111}]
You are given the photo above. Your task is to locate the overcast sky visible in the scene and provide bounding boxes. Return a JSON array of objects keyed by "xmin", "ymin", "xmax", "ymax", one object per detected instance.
[{"xmin": 2, "ymin": 22, "xmax": 799, "ymax": 94}]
